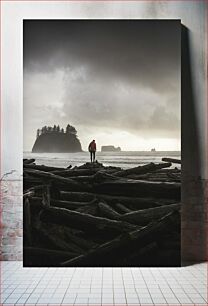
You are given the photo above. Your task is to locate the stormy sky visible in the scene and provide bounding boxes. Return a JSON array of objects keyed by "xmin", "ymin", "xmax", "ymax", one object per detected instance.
[{"xmin": 23, "ymin": 20, "xmax": 181, "ymax": 151}]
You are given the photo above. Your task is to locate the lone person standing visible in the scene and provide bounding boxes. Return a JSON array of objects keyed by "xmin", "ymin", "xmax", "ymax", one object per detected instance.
[{"xmin": 88, "ymin": 140, "xmax": 96, "ymax": 163}]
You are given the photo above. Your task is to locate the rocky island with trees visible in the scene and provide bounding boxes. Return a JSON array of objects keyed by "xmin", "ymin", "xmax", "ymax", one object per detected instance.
[{"xmin": 32, "ymin": 124, "xmax": 82, "ymax": 153}]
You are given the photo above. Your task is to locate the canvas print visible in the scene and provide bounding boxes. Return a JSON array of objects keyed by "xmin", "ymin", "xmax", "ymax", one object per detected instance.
[{"xmin": 23, "ymin": 20, "xmax": 181, "ymax": 267}]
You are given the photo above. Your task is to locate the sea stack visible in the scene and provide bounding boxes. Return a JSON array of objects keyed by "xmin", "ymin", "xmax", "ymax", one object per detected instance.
[
  {"xmin": 101, "ymin": 145, "xmax": 121, "ymax": 152},
  {"xmin": 32, "ymin": 124, "xmax": 82, "ymax": 153}
]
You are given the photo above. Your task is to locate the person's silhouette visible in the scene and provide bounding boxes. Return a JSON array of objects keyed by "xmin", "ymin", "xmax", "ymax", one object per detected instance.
[{"xmin": 88, "ymin": 140, "xmax": 96, "ymax": 162}]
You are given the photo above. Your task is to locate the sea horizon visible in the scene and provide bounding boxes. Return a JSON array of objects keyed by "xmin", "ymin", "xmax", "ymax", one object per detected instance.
[
  {"xmin": 23, "ymin": 150, "xmax": 181, "ymax": 169},
  {"xmin": 24, "ymin": 150, "xmax": 181, "ymax": 153}
]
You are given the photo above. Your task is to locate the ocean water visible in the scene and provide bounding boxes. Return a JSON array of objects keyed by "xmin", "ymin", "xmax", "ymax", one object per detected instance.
[{"xmin": 23, "ymin": 151, "xmax": 181, "ymax": 169}]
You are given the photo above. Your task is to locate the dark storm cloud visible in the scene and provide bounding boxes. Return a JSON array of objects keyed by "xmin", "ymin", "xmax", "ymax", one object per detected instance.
[
  {"xmin": 24, "ymin": 20, "xmax": 181, "ymax": 147},
  {"xmin": 24, "ymin": 20, "xmax": 180, "ymax": 90}
]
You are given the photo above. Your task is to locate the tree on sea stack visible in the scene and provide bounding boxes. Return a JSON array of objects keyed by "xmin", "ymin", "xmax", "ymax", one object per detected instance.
[
  {"xmin": 66, "ymin": 124, "xmax": 77, "ymax": 135},
  {"xmin": 36, "ymin": 129, "xmax": 40, "ymax": 139},
  {"xmin": 66, "ymin": 124, "xmax": 70, "ymax": 134},
  {"xmin": 41, "ymin": 126, "xmax": 47, "ymax": 134}
]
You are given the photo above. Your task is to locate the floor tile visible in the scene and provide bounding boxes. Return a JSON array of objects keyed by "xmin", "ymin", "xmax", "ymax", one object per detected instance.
[{"xmin": 0, "ymin": 262, "xmax": 207, "ymax": 306}]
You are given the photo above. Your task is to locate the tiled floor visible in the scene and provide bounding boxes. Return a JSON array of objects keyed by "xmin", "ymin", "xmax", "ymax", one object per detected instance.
[{"xmin": 0, "ymin": 262, "xmax": 207, "ymax": 305}]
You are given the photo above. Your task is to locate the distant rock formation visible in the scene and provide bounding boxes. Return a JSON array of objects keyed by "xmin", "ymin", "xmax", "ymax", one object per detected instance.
[
  {"xmin": 32, "ymin": 124, "xmax": 82, "ymax": 153},
  {"xmin": 101, "ymin": 145, "xmax": 121, "ymax": 152},
  {"xmin": 151, "ymin": 148, "xmax": 156, "ymax": 152}
]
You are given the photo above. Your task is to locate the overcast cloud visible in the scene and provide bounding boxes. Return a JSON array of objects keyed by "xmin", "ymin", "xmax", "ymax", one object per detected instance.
[{"xmin": 24, "ymin": 20, "xmax": 181, "ymax": 151}]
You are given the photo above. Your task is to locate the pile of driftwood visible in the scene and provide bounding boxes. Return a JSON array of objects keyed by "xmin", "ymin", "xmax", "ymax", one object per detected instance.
[{"xmin": 23, "ymin": 157, "xmax": 181, "ymax": 267}]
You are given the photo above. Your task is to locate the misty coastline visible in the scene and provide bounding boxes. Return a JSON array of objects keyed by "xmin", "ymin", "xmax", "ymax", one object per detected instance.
[{"xmin": 23, "ymin": 151, "xmax": 181, "ymax": 170}]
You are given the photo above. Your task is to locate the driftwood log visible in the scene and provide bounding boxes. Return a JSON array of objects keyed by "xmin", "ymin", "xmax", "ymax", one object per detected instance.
[
  {"xmin": 34, "ymin": 221, "xmax": 83, "ymax": 254},
  {"xmin": 23, "ymin": 158, "xmax": 36, "ymax": 165},
  {"xmin": 98, "ymin": 202, "xmax": 121, "ymax": 220},
  {"xmin": 94, "ymin": 179, "xmax": 180, "ymax": 199},
  {"xmin": 23, "ymin": 247, "xmax": 78, "ymax": 266},
  {"xmin": 162, "ymin": 157, "xmax": 181, "ymax": 164},
  {"xmin": 24, "ymin": 168, "xmax": 91, "ymax": 192},
  {"xmin": 60, "ymin": 191, "xmax": 96, "ymax": 202},
  {"xmin": 52, "ymin": 168, "xmax": 103, "ymax": 177},
  {"xmin": 23, "ymin": 198, "xmax": 32, "ymax": 245},
  {"xmin": 119, "ymin": 203, "xmax": 181, "ymax": 225},
  {"xmin": 61, "ymin": 211, "xmax": 179, "ymax": 266},
  {"xmin": 39, "ymin": 206, "xmax": 138, "ymax": 234},
  {"xmin": 96, "ymin": 194, "xmax": 176, "ymax": 209},
  {"xmin": 113, "ymin": 162, "xmax": 172, "ymax": 177},
  {"xmin": 115, "ymin": 203, "xmax": 132, "ymax": 214},
  {"xmin": 24, "ymin": 164, "xmax": 66, "ymax": 172},
  {"xmin": 30, "ymin": 196, "xmax": 97, "ymax": 210},
  {"xmin": 23, "ymin": 159, "xmax": 181, "ymax": 267}
]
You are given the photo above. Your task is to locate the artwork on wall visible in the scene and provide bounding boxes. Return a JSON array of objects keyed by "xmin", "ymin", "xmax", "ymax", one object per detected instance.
[{"xmin": 23, "ymin": 20, "xmax": 181, "ymax": 267}]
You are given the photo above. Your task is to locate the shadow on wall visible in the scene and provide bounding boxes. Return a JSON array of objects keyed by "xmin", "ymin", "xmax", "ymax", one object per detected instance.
[
  {"xmin": 181, "ymin": 25, "xmax": 200, "ymax": 179},
  {"xmin": 181, "ymin": 25, "xmax": 206, "ymax": 264}
]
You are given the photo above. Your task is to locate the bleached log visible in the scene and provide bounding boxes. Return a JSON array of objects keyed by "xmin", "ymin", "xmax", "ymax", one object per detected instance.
[
  {"xmin": 60, "ymin": 191, "xmax": 96, "ymax": 202},
  {"xmin": 23, "ymin": 198, "xmax": 32, "ymax": 245},
  {"xmin": 119, "ymin": 203, "xmax": 181, "ymax": 225},
  {"xmin": 23, "ymin": 247, "xmax": 77, "ymax": 266},
  {"xmin": 61, "ymin": 211, "xmax": 179, "ymax": 266},
  {"xmin": 24, "ymin": 168, "xmax": 90, "ymax": 192},
  {"xmin": 162, "ymin": 157, "xmax": 181, "ymax": 164},
  {"xmin": 98, "ymin": 202, "xmax": 121, "ymax": 220},
  {"xmin": 96, "ymin": 194, "xmax": 176, "ymax": 209},
  {"xmin": 63, "ymin": 230, "xmax": 97, "ymax": 251},
  {"xmin": 94, "ymin": 179, "xmax": 181, "ymax": 200},
  {"xmin": 113, "ymin": 162, "xmax": 172, "ymax": 177},
  {"xmin": 31, "ymin": 197, "xmax": 97, "ymax": 211},
  {"xmin": 52, "ymin": 168, "xmax": 101, "ymax": 177},
  {"xmin": 23, "ymin": 190, "xmax": 35, "ymax": 199},
  {"xmin": 75, "ymin": 204, "xmax": 98, "ymax": 216},
  {"xmin": 121, "ymin": 242, "xmax": 158, "ymax": 266},
  {"xmin": 23, "ymin": 158, "xmax": 36, "ymax": 165},
  {"xmin": 24, "ymin": 247, "xmax": 77, "ymax": 259},
  {"xmin": 115, "ymin": 203, "xmax": 132, "ymax": 214},
  {"xmin": 24, "ymin": 164, "xmax": 65, "ymax": 172},
  {"xmin": 33, "ymin": 221, "xmax": 83, "ymax": 254},
  {"xmin": 39, "ymin": 206, "xmax": 138, "ymax": 234}
]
